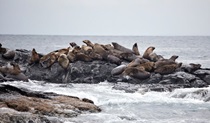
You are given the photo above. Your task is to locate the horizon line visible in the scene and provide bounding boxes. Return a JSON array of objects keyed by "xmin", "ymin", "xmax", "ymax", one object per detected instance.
[{"xmin": 0, "ymin": 33, "xmax": 210, "ymax": 37}]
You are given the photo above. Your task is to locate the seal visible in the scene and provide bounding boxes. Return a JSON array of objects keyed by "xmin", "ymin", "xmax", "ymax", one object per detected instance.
[
  {"xmin": 107, "ymin": 54, "xmax": 121, "ymax": 65},
  {"xmin": 154, "ymin": 63, "xmax": 182, "ymax": 75},
  {"xmin": 154, "ymin": 55, "xmax": 179, "ymax": 69},
  {"xmin": 181, "ymin": 63, "xmax": 201, "ymax": 73},
  {"xmin": 112, "ymin": 42, "xmax": 133, "ymax": 54},
  {"xmin": 83, "ymin": 40, "xmax": 108, "ymax": 59},
  {"xmin": 81, "ymin": 45, "xmax": 93, "ymax": 55},
  {"xmin": 111, "ymin": 64, "xmax": 127, "ymax": 75},
  {"xmin": 0, "ymin": 62, "xmax": 28, "ymax": 81},
  {"xmin": 40, "ymin": 52, "xmax": 57, "ymax": 68},
  {"xmin": 29, "ymin": 48, "xmax": 40, "ymax": 65},
  {"xmin": 143, "ymin": 46, "xmax": 155, "ymax": 60},
  {"xmin": 58, "ymin": 54, "xmax": 70, "ymax": 69},
  {"xmin": 149, "ymin": 53, "xmax": 163, "ymax": 62},
  {"xmin": 132, "ymin": 43, "xmax": 140, "ymax": 55},
  {"xmin": 67, "ymin": 46, "xmax": 92, "ymax": 62},
  {"xmin": 137, "ymin": 61, "xmax": 155, "ymax": 72},
  {"xmin": 123, "ymin": 67, "xmax": 150, "ymax": 80},
  {"xmin": 120, "ymin": 52, "xmax": 137, "ymax": 62},
  {"xmin": 2, "ymin": 50, "xmax": 15, "ymax": 60},
  {"xmin": 83, "ymin": 40, "xmax": 94, "ymax": 48},
  {"xmin": 127, "ymin": 58, "xmax": 150, "ymax": 67}
]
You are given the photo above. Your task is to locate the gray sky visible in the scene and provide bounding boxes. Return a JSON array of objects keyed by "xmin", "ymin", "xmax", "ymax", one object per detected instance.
[{"xmin": 0, "ymin": 0, "xmax": 210, "ymax": 36}]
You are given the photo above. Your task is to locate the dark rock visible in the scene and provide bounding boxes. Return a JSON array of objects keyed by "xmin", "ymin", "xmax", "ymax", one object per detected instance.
[
  {"xmin": 0, "ymin": 84, "xmax": 101, "ymax": 122},
  {"xmin": 204, "ymin": 75, "xmax": 210, "ymax": 84}
]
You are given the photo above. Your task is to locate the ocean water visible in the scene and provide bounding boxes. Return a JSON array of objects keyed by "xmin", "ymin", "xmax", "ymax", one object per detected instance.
[{"xmin": 1, "ymin": 35, "xmax": 210, "ymax": 123}]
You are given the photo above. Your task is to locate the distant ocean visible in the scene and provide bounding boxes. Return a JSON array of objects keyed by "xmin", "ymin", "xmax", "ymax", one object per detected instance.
[
  {"xmin": 1, "ymin": 35, "xmax": 210, "ymax": 68},
  {"xmin": 1, "ymin": 35, "xmax": 210, "ymax": 123}
]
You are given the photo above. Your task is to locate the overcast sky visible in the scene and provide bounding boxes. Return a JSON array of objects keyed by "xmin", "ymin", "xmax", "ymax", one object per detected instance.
[{"xmin": 0, "ymin": 0, "xmax": 209, "ymax": 36}]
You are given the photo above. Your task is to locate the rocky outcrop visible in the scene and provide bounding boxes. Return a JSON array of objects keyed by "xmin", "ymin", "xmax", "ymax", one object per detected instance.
[
  {"xmin": 0, "ymin": 49, "xmax": 210, "ymax": 92},
  {"xmin": 0, "ymin": 84, "xmax": 101, "ymax": 123}
]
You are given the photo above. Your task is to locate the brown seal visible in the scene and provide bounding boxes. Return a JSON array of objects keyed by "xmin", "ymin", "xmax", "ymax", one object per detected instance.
[
  {"xmin": 0, "ymin": 62, "xmax": 28, "ymax": 81},
  {"xmin": 83, "ymin": 40, "xmax": 108, "ymax": 59},
  {"xmin": 154, "ymin": 55, "xmax": 179, "ymax": 69},
  {"xmin": 83, "ymin": 40, "xmax": 94, "ymax": 48},
  {"xmin": 81, "ymin": 45, "xmax": 93, "ymax": 55},
  {"xmin": 143, "ymin": 46, "xmax": 155, "ymax": 60},
  {"xmin": 149, "ymin": 53, "xmax": 163, "ymax": 62},
  {"xmin": 67, "ymin": 46, "xmax": 92, "ymax": 62},
  {"xmin": 123, "ymin": 67, "xmax": 150, "ymax": 80},
  {"xmin": 137, "ymin": 62, "xmax": 155, "ymax": 72},
  {"xmin": 154, "ymin": 63, "xmax": 182, "ymax": 75},
  {"xmin": 29, "ymin": 48, "xmax": 40, "ymax": 65},
  {"xmin": 0, "ymin": 62, "xmax": 21, "ymax": 76},
  {"xmin": 132, "ymin": 43, "xmax": 140, "ymax": 55},
  {"xmin": 127, "ymin": 58, "xmax": 150, "ymax": 67},
  {"xmin": 58, "ymin": 54, "xmax": 70, "ymax": 69},
  {"xmin": 40, "ymin": 52, "xmax": 57, "ymax": 68}
]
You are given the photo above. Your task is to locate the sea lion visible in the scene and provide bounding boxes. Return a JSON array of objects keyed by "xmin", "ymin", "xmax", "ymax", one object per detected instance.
[
  {"xmin": 137, "ymin": 62, "xmax": 155, "ymax": 72},
  {"xmin": 58, "ymin": 54, "xmax": 70, "ymax": 69},
  {"xmin": 127, "ymin": 58, "xmax": 150, "ymax": 67},
  {"xmin": 40, "ymin": 52, "xmax": 57, "ymax": 68},
  {"xmin": 0, "ymin": 63, "xmax": 28, "ymax": 81},
  {"xmin": 81, "ymin": 45, "xmax": 93, "ymax": 55},
  {"xmin": 143, "ymin": 46, "xmax": 155, "ymax": 60},
  {"xmin": 149, "ymin": 53, "xmax": 163, "ymax": 62},
  {"xmin": 154, "ymin": 55, "xmax": 179, "ymax": 69},
  {"xmin": 2, "ymin": 50, "xmax": 16, "ymax": 59},
  {"xmin": 154, "ymin": 63, "xmax": 182, "ymax": 75},
  {"xmin": 132, "ymin": 43, "xmax": 140, "ymax": 55},
  {"xmin": 123, "ymin": 67, "xmax": 150, "ymax": 80},
  {"xmin": 93, "ymin": 43, "xmax": 108, "ymax": 59},
  {"xmin": 107, "ymin": 55, "xmax": 121, "ymax": 65},
  {"xmin": 75, "ymin": 52, "xmax": 92, "ymax": 62},
  {"xmin": 83, "ymin": 40, "xmax": 94, "ymax": 48},
  {"xmin": 54, "ymin": 47, "xmax": 70, "ymax": 58},
  {"xmin": 120, "ymin": 52, "xmax": 137, "ymax": 62},
  {"xmin": 29, "ymin": 48, "xmax": 40, "ymax": 65},
  {"xmin": 112, "ymin": 42, "xmax": 133, "ymax": 54},
  {"xmin": 181, "ymin": 63, "xmax": 201, "ymax": 73},
  {"xmin": 111, "ymin": 64, "xmax": 127, "ymax": 75}
]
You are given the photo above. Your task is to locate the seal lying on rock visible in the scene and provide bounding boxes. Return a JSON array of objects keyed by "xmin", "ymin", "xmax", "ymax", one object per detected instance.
[
  {"xmin": 0, "ymin": 62, "xmax": 28, "ymax": 81},
  {"xmin": 123, "ymin": 67, "xmax": 150, "ymax": 80},
  {"xmin": 154, "ymin": 62, "xmax": 182, "ymax": 75}
]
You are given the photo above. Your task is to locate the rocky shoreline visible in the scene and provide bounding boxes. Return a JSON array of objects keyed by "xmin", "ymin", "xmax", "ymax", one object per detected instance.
[{"xmin": 0, "ymin": 42, "xmax": 210, "ymax": 122}]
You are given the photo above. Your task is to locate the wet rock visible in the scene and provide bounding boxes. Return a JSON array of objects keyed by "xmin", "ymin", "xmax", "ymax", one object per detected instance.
[{"xmin": 0, "ymin": 84, "xmax": 101, "ymax": 122}]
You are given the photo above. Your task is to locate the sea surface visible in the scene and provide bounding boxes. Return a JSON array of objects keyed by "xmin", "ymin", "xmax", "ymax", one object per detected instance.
[{"xmin": 1, "ymin": 35, "xmax": 210, "ymax": 123}]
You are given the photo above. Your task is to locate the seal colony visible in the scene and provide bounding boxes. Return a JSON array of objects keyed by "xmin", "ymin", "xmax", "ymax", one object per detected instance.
[
  {"xmin": 31, "ymin": 40, "xmax": 184, "ymax": 80},
  {"xmin": 0, "ymin": 41, "xmax": 205, "ymax": 84}
]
